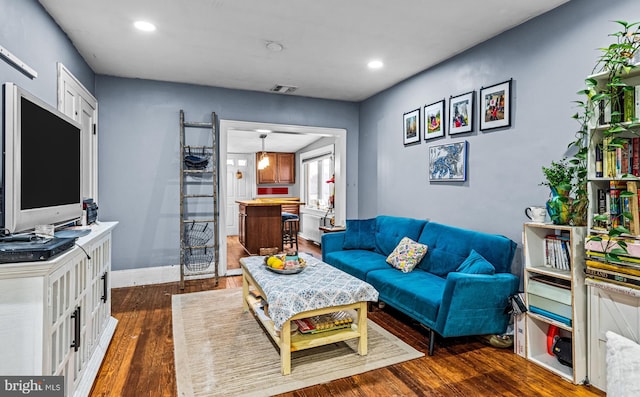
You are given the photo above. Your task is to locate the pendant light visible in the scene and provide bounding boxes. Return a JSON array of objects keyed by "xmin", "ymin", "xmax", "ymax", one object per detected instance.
[{"xmin": 258, "ymin": 134, "xmax": 270, "ymax": 170}]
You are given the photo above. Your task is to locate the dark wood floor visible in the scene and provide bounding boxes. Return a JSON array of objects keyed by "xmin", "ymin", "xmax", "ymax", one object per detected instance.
[{"xmin": 90, "ymin": 237, "xmax": 605, "ymax": 397}]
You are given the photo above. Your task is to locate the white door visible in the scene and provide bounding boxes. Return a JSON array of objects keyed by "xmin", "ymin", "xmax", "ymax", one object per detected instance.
[
  {"xmin": 57, "ymin": 63, "xmax": 99, "ymax": 202},
  {"xmin": 226, "ymin": 153, "xmax": 253, "ymax": 235}
]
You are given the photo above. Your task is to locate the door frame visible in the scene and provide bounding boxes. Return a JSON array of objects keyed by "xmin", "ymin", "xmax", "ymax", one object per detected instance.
[
  {"xmin": 219, "ymin": 120, "xmax": 347, "ymax": 276},
  {"xmin": 56, "ymin": 63, "xmax": 99, "ymax": 202},
  {"xmin": 225, "ymin": 152, "xmax": 254, "ymax": 236}
]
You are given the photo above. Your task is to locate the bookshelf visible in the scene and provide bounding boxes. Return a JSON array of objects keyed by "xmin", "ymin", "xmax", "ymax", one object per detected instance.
[
  {"xmin": 586, "ymin": 65, "xmax": 640, "ymax": 235},
  {"xmin": 584, "ymin": 65, "xmax": 640, "ymax": 392},
  {"xmin": 522, "ymin": 223, "xmax": 587, "ymax": 384}
]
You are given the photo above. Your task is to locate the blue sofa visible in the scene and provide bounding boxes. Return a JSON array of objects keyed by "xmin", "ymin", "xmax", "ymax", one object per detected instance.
[{"xmin": 321, "ymin": 215, "xmax": 519, "ymax": 355}]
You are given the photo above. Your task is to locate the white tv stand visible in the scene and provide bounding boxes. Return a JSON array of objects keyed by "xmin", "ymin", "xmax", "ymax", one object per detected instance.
[{"xmin": 0, "ymin": 221, "xmax": 118, "ymax": 397}]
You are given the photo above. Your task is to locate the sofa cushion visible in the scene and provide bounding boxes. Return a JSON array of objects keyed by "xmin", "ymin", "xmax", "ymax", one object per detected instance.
[
  {"xmin": 375, "ymin": 216, "xmax": 428, "ymax": 256},
  {"xmin": 323, "ymin": 249, "xmax": 389, "ymax": 280},
  {"xmin": 456, "ymin": 249, "xmax": 496, "ymax": 275},
  {"xmin": 386, "ymin": 237, "xmax": 428, "ymax": 273},
  {"xmin": 343, "ymin": 218, "xmax": 377, "ymax": 250},
  {"xmin": 366, "ymin": 268, "xmax": 445, "ymax": 325},
  {"xmin": 417, "ymin": 222, "xmax": 516, "ymax": 275}
]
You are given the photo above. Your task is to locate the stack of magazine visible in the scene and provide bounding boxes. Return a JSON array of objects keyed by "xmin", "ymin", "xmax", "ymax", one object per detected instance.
[{"xmin": 584, "ymin": 237, "xmax": 640, "ymax": 290}]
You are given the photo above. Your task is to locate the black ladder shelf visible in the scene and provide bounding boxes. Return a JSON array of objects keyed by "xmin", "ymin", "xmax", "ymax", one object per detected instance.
[{"xmin": 179, "ymin": 110, "xmax": 219, "ymax": 289}]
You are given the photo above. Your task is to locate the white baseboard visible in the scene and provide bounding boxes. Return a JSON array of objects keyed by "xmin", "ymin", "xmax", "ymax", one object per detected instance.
[
  {"xmin": 111, "ymin": 265, "xmax": 181, "ymax": 288},
  {"xmin": 111, "ymin": 265, "xmax": 222, "ymax": 288}
]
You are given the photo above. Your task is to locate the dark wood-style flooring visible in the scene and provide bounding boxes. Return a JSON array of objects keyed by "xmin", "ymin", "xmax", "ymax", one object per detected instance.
[{"xmin": 90, "ymin": 237, "xmax": 605, "ymax": 397}]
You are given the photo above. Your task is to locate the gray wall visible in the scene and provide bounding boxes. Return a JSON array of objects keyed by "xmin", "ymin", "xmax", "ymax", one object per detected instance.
[
  {"xmin": 95, "ymin": 76, "xmax": 359, "ymax": 270},
  {"xmin": 358, "ymin": 0, "xmax": 640, "ymax": 274},
  {"xmin": 3, "ymin": 0, "xmax": 640, "ymax": 276},
  {"xmin": 0, "ymin": 0, "xmax": 94, "ymax": 105}
]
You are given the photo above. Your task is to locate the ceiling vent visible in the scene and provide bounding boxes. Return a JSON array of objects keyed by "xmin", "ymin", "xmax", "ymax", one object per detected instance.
[{"xmin": 269, "ymin": 84, "xmax": 298, "ymax": 94}]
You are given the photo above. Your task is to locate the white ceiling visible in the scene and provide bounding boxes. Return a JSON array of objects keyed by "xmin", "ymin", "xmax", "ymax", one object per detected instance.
[
  {"xmin": 38, "ymin": 0, "xmax": 570, "ymax": 153},
  {"xmin": 226, "ymin": 129, "xmax": 327, "ymax": 153},
  {"xmin": 39, "ymin": 0, "xmax": 569, "ymax": 103}
]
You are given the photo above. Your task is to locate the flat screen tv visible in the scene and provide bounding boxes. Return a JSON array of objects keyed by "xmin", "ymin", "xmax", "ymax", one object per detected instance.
[{"xmin": 2, "ymin": 83, "xmax": 82, "ymax": 234}]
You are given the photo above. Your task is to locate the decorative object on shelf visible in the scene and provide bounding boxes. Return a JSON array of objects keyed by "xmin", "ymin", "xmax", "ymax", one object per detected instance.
[
  {"xmin": 540, "ymin": 158, "xmax": 585, "ymax": 225},
  {"xmin": 449, "ymin": 91, "xmax": 474, "ymax": 134},
  {"xmin": 403, "ymin": 108, "xmax": 420, "ymax": 145},
  {"xmin": 423, "ymin": 99, "xmax": 445, "ymax": 140},
  {"xmin": 525, "ymin": 206, "xmax": 547, "ymax": 223},
  {"xmin": 428, "ymin": 140, "xmax": 467, "ymax": 182},
  {"xmin": 480, "ymin": 79, "xmax": 512, "ymax": 131},
  {"xmin": 257, "ymin": 134, "xmax": 270, "ymax": 170}
]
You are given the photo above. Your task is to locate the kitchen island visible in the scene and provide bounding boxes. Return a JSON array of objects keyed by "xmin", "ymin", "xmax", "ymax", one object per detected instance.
[{"xmin": 236, "ymin": 198, "xmax": 304, "ymax": 254}]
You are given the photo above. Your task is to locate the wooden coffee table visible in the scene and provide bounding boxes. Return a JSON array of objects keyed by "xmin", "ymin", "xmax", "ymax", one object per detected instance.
[{"xmin": 240, "ymin": 254, "xmax": 379, "ymax": 375}]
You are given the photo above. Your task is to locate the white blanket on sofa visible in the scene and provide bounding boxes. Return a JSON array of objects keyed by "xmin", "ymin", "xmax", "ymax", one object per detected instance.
[{"xmin": 606, "ymin": 330, "xmax": 640, "ymax": 396}]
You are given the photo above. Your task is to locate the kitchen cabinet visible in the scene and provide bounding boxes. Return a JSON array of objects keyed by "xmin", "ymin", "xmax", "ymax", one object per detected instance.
[{"xmin": 256, "ymin": 152, "xmax": 295, "ymax": 184}]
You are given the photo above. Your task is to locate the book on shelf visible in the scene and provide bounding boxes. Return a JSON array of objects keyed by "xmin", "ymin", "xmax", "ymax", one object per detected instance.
[
  {"xmin": 543, "ymin": 234, "xmax": 570, "ymax": 270},
  {"xmin": 599, "ymin": 91, "xmax": 612, "ymax": 126},
  {"xmin": 592, "ymin": 180, "xmax": 640, "ymax": 232},
  {"xmin": 633, "ymin": 137, "xmax": 640, "ymax": 177},
  {"xmin": 586, "ymin": 250, "xmax": 640, "ymax": 265},
  {"xmin": 595, "ymin": 143, "xmax": 604, "ymax": 177},
  {"xmin": 636, "ymin": 85, "xmax": 640, "ymax": 121},
  {"xmin": 585, "ymin": 236, "xmax": 640, "ymax": 257},
  {"xmin": 628, "ymin": 181, "xmax": 640, "ymax": 235},
  {"xmin": 600, "ymin": 137, "xmax": 640, "ymax": 179},
  {"xmin": 624, "ymin": 88, "xmax": 636, "ymax": 123},
  {"xmin": 292, "ymin": 311, "xmax": 354, "ymax": 334},
  {"xmin": 529, "ymin": 305, "xmax": 572, "ymax": 327},
  {"xmin": 586, "ymin": 258, "xmax": 640, "ymax": 277},
  {"xmin": 585, "ymin": 266, "xmax": 640, "ymax": 290},
  {"xmin": 529, "ymin": 273, "xmax": 571, "ymax": 289}
]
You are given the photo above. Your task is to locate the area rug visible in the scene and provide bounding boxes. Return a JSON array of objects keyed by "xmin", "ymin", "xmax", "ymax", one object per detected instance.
[{"xmin": 172, "ymin": 288, "xmax": 423, "ymax": 397}]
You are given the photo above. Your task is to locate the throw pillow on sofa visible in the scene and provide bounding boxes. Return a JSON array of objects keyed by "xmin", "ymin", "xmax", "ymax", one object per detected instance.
[
  {"xmin": 386, "ymin": 236, "xmax": 428, "ymax": 273},
  {"xmin": 456, "ymin": 249, "xmax": 496, "ymax": 274},
  {"xmin": 343, "ymin": 218, "xmax": 377, "ymax": 250}
]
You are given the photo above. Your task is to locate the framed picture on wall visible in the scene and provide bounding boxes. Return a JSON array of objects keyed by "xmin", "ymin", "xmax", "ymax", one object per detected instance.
[
  {"xmin": 480, "ymin": 79, "xmax": 512, "ymax": 131},
  {"xmin": 449, "ymin": 91, "xmax": 474, "ymax": 135},
  {"xmin": 423, "ymin": 99, "xmax": 445, "ymax": 140},
  {"xmin": 403, "ymin": 108, "xmax": 420, "ymax": 145},
  {"xmin": 428, "ymin": 140, "xmax": 468, "ymax": 182}
]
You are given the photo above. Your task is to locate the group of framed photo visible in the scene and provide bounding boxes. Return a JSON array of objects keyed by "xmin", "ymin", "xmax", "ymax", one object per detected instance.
[{"xmin": 403, "ymin": 78, "xmax": 512, "ymax": 146}]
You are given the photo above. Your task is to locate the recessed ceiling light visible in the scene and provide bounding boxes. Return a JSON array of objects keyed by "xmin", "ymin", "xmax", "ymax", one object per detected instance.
[
  {"xmin": 368, "ymin": 60, "xmax": 384, "ymax": 69},
  {"xmin": 256, "ymin": 129, "xmax": 272, "ymax": 133},
  {"xmin": 134, "ymin": 20, "xmax": 156, "ymax": 32}
]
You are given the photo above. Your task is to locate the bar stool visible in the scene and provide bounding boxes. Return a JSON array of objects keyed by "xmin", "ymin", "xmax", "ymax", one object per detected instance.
[{"xmin": 281, "ymin": 212, "xmax": 299, "ymax": 251}]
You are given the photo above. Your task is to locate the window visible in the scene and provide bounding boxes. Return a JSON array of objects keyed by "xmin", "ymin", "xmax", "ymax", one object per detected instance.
[{"xmin": 303, "ymin": 151, "xmax": 334, "ymax": 211}]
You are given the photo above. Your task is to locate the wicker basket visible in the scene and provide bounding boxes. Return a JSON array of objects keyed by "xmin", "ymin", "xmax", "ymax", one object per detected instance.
[
  {"xmin": 183, "ymin": 222, "xmax": 213, "ymax": 246},
  {"xmin": 183, "ymin": 247, "xmax": 214, "ymax": 272}
]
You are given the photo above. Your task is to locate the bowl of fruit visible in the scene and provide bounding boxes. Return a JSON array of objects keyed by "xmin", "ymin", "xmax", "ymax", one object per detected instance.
[{"xmin": 264, "ymin": 253, "xmax": 307, "ymax": 274}]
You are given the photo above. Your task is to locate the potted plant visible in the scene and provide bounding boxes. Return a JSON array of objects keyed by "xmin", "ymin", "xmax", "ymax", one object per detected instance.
[{"xmin": 540, "ymin": 158, "xmax": 587, "ymax": 225}]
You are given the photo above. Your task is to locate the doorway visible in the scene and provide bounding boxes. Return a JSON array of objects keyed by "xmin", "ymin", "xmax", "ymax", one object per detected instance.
[{"xmin": 219, "ymin": 120, "xmax": 347, "ymax": 276}]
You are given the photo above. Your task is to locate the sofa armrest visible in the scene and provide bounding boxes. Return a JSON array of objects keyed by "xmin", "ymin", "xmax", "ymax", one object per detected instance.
[
  {"xmin": 321, "ymin": 232, "xmax": 346, "ymax": 259},
  {"xmin": 434, "ymin": 272, "xmax": 519, "ymax": 337}
]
